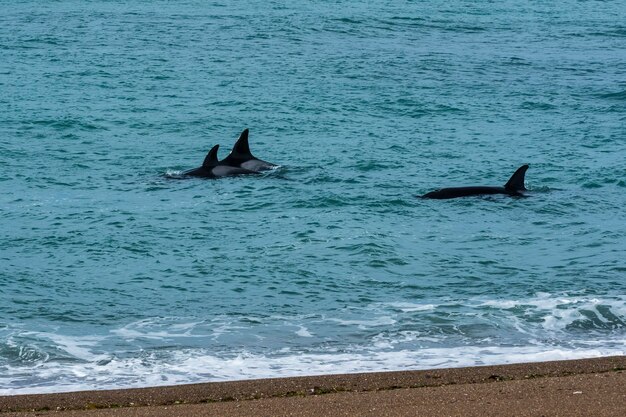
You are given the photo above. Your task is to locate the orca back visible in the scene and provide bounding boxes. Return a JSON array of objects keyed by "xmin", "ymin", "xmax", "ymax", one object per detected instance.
[
  {"xmin": 421, "ymin": 165, "xmax": 530, "ymax": 199},
  {"xmin": 222, "ymin": 129, "xmax": 277, "ymax": 171},
  {"xmin": 422, "ymin": 186, "xmax": 509, "ymax": 199},
  {"xmin": 182, "ymin": 144, "xmax": 258, "ymax": 178}
]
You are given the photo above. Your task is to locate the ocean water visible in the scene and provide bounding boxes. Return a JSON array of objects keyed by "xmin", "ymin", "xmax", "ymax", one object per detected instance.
[{"xmin": 1, "ymin": 0, "xmax": 625, "ymax": 394}]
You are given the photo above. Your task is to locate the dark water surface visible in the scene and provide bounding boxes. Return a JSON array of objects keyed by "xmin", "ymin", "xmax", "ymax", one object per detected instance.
[{"xmin": 1, "ymin": 1, "xmax": 625, "ymax": 393}]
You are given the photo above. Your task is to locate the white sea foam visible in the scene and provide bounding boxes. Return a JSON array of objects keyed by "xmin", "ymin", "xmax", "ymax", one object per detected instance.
[
  {"xmin": 1, "ymin": 293, "xmax": 624, "ymax": 395},
  {"xmin": 478, "ymin": 300, "xmax": 521, "ymax": 309},
  {"xmin": 295, "ymin": 326, "xmax": 313, "ymax": 337},
  {"xmin": 42, "ymin": 333, "xmax": 109, "ymax": 363},
  {"xmin": 475, "ymin": 293, "xmax": 625, "ymax": 332},
  {"xmin": 477, "ymin": 293, "xmax": 599, "ymax": 311},
  {"xmin": 384, "ymin": 302, "xmax": 437, "ymax": 312},
  {"xmin": 327, "ymin": 316, "xmax": 397, "ymax": 328},
  {"xmin": 1, "ymin": 344, "xmax": 623, "ymax": 395},
  {"xmin": 111, "ymin": 318, "xmax": 216, "ymax": 340}
]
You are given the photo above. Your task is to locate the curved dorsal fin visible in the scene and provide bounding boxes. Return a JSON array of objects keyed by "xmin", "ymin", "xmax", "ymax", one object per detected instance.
[
  {"xmin": 504, "ymin": 164, "xmax": 529, "ymax": 191},
  {"xmin": 230, "ymin": 128, "xmax": 252, "ymax": 157},
  {"xmin": 202, "ymin": 144, "xmax": 220, "ymax": 167}
]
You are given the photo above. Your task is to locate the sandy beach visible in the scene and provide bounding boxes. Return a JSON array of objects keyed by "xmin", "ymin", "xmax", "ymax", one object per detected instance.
[{"xmin": 1, "ymin": 356, "xmax": 624, "ymax": 416}]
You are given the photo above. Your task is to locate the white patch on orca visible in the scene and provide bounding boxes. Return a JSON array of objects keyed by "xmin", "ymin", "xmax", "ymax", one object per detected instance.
[
  {"xmin": 241, "ymin": 160, "xmax": 272, "ymax": 171},
  {"xmin": 211, "ymin": 165, "xmax": 243, "ymax": 176}
]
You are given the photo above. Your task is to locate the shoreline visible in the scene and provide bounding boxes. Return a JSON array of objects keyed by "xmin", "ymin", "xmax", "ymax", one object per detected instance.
[{"xmin": 1, "ymin": 355, "xmax": 625, "ymax": 416}]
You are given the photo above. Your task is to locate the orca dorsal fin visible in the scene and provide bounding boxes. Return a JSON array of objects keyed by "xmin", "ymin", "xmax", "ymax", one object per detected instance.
[
  {"xmin": 230, "ymin": 128, "xmax": 252, "ymax": 157},
  {"xmin": 202, "ymin": 145, "xmax": 220, "ymax": 167},
  {"xmin": 504, "ymin": 164, "xmax": 529, "ymax": 191}
]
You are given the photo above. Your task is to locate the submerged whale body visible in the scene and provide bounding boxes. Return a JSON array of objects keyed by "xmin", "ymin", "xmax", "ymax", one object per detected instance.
[
  {"xmin": 221, "ymin": 129, "xmax": 277, "ymax": 172},
  {"xmin": 182, "ymin": 144, "xmax": 258, "ymax": 178},
  {"xmin": 421, "ymin": 165, "xmax": 529, "ymax": 199}
]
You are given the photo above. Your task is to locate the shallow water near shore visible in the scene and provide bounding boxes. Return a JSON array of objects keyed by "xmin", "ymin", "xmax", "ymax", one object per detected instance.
[{"xmin": 1, "ymin": 1, "xmax": 625, "ymax": 394}]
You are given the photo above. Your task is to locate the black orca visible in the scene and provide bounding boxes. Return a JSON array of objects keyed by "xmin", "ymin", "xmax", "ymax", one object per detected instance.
[
  {"xmin": 220, "ymin": 129, "xmax": 277, "ymax": 172},
  {"xmin": 421, "ymin": 165, "xmax": 529, "ymax": 199},
  {"xmin": 182, "ymin": 144, "xmax": 258, "ymax": 178}
]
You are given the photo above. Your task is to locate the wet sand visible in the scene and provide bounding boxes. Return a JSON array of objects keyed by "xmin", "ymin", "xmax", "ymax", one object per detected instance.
[{"xmin": 1, "ymin": 356, "xmax": 624, "ymax": 416}]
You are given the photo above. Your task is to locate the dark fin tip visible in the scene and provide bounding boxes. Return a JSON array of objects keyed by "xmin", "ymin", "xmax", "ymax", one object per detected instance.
[
  {"xmin": 505, "ymin": 164, "xmax": 529, "ymax": 191},
  {"xmin": 202, "ymin": 144, "xmax": 220, "ymax": 167},
  {"xmin": 231, "ymin": 128, "xmax": 252, "ymax": 157}
]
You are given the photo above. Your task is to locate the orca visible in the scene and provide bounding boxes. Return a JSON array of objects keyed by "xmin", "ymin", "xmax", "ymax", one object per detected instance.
[
  {"xmin": 182, "ymin": 144, "xmax": 258, "ymax": 178},
  {"xmin": 220, "ymin": 129, "xmax": 277, "ymax": 172},
  {"xmin": 421, "ymin": 164, "xmax": 529, "ymax": 199}
]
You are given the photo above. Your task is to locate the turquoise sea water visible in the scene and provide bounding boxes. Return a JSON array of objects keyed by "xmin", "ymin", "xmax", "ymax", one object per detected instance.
[{"xmin": 1, "ymin": 1, "xmax": 625, "ymax": 394}]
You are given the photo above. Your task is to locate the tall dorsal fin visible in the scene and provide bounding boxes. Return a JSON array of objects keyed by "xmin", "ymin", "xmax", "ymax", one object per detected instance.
[
  {"xmin": 230, "ymin": 128, "xmax": 252, "ymax": 157},
  {"xmin": 202, "ymin": 144, "xmax": 220, "ymax": 167},
  {"xmin": 504, "ymin": 164, "xmax": 529, "ymax": 191}
]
